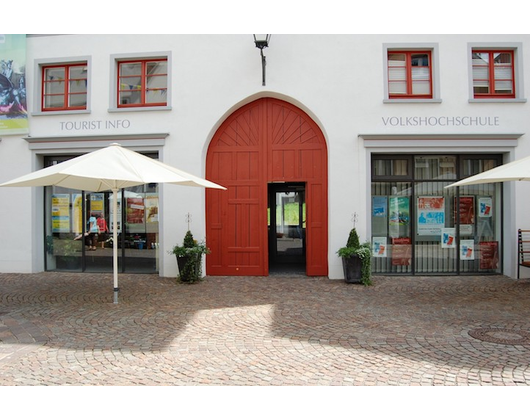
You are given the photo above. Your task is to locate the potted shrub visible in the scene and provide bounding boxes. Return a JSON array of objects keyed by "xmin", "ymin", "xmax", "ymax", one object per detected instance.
[
  {"xmin": 170, "ymin": 230, "xmax": 210, "ymax": 283},
  {"xmin": 337, "ymin": 228, "xmax": 372, "ymax": 285}
]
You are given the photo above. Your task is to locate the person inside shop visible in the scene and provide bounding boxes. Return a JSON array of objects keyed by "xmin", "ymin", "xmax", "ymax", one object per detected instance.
[
  {"xmin": 97, "ymin": 214, "xmax": 109, "ymax": 249},
  {"xmin": 87, "ymin": 213, "xmax": 99, "ymax": 251}
]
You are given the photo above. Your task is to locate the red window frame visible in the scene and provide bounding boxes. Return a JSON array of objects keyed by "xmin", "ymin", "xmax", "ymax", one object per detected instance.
[
  {"xmin": 472, "ymin": 50, "xmax": 515, "ymax": 99},
  {"xmin": 41, "ymin": 63, "xmax": 87, "ymax": 111},
  {"xmin": 387, "ymin": 51, "xmax": 433, "ymax": 99},
  {"xmin": 117, "ymin": 59, "xmax": 168, "ymax": 108}
]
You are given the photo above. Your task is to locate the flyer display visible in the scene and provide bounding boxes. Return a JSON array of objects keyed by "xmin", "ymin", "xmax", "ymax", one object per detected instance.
[
  {"xmin": 441, "ymin": 228, "xmax": 456, "ymax": 248},
  {"xmin": 460, "ymin": 240, "xmax": 475, "ymax": 260},
  {"xmin": 480, "ymin": 241, "xmax": 499, "ymax": 269},
  {"xmin": 372, "ymin": 237, "xmax": 387, "ymax": 258},
  {"xmin": 417, "ymin": 197, "xmax": 445, "ymax": 236},
  {"xmin": 51, "ymin": 194, "xmax": 70, "ymax": 232},
  {"xmin": 391, "ymin": 237, "xmax": 411, "ymax": 266}
]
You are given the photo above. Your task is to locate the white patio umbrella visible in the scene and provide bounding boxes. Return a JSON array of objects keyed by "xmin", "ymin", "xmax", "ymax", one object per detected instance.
[
  {"xmin": 445, "ymin": 154, "xmax": 530, "ymax": 188},
  {"xmin": 0, "ymin": 143, "xmax": 226, "ymax": 303}
]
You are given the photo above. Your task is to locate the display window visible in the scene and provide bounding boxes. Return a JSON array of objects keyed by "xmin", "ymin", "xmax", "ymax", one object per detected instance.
[
  {"xmin": 43, "ymin": 155, "xmax": 159, "ymax": 273},
  {"xmin": 371, "ymin": 154, "xmax": 502, "ymax": 275}
]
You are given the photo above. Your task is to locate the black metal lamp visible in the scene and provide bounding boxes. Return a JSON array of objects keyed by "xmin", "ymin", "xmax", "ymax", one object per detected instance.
[{"xmin": 253, "ymin": 34, "xmax": 271, "ymax": 86}]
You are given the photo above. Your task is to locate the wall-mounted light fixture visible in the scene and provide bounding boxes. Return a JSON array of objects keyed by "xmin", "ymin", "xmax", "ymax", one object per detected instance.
[{"xmin": 253, "ymin": 34, "xmax": 271, "ymax": 86}]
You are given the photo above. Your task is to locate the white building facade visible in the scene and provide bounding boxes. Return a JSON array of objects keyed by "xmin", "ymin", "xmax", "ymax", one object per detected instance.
[{"xmin": 0, "ymin": 34, "xmax": 528, "ymax": 279}]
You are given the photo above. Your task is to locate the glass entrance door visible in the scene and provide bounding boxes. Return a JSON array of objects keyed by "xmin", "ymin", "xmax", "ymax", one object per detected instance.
[{"xmin": 268, "ymin": 183, "xmax": 306, "ymax": 274}]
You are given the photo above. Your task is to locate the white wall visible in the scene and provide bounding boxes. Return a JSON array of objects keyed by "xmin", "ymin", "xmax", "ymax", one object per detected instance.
[{"xmin": 1, "ymin": 34, "xmax": 529, "ymax": 278}]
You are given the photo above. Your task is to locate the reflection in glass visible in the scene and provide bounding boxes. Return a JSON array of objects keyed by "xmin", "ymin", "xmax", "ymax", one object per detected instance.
[{"xmin": 414, "ymin": 155, "xmax": 456, "ymax": 180}]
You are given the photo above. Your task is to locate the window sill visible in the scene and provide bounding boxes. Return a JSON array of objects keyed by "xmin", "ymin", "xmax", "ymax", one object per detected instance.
[
  {"xmin": 384, "ymin": 99, "xmax": 442, "ymax": 104},
  {"xmin": 32, "ymin": 110, "xmax": 91, "ymax": 116},
  {"xmin": 108, "ymin": 106, "xmax": 172, "ymax": 113},
  {"xmin": 468, "ymin": 98, "xmax": 527, "ymax": 103}
]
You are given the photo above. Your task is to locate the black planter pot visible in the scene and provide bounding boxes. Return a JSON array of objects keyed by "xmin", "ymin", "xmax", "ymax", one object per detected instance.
[
  {"xmin": 176, "ymin": 255, "xmax": 201, "ymax": 283},
  {"xmin": 342, "ymin": 255, "xmax": 362, "ymax": 283}
]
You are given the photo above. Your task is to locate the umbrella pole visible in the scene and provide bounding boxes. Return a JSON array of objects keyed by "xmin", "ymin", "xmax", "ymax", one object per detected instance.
[{"xmin": 113, "ymin": 188, "xmax": 119, "ymax": 304}]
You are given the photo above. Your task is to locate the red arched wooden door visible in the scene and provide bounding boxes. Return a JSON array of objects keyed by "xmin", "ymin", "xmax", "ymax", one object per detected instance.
[{"xmin": 206, "ymin": 98, "xmax": 328, "ymax": 276}]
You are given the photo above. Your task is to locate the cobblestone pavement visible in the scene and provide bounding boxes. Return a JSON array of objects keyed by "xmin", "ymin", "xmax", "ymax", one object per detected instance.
[{"xmin": 1, "ymin": 272, "xmax": 530, "ymax": 386}]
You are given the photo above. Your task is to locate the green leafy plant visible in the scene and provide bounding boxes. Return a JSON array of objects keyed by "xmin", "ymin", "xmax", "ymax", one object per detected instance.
[
  {"xmin": 170, "ymin": 230, "xmax": 210, "ymax": 283},
  {"xmin": 337, "ymin": 228, "xmax": 372, "ymax": 285}
]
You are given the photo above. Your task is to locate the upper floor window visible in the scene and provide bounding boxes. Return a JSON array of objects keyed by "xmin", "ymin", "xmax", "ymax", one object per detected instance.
[
  {"xmin": 387, "ymin": 51, "xmax": 432, "ymax": 99},
  {"xmin": 472, "ymin": 50, "xmax": 515, "ymax": 98},
  {"xmin": 117, "ymin": 59, "xmax": 167, "ymax": 108},
  {"xmin": 42, "ymin": 63, "xmax": 87, "ymax": 111}
]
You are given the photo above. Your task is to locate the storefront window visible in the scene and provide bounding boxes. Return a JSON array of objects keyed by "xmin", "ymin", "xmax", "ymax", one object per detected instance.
[
  {"xmin": 371, "ymin": 154, "xmax": 502, "ymax": 275},
  {"xmin": 372, "ymin": 182, "xmax": 412, "ymax": 273},
  {"xmin": 44, "ymin": 155, "xmax": 159, "ymax": 273}
]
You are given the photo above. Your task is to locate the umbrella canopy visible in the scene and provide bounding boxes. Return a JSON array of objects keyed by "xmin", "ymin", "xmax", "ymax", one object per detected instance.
[
  {"xmin": 0, "ymin": 143, "xmax": 226, "ymax": 303},
  {"xmin": 0, "ymin": 142, "xmax": 224, "ymax": 191},
  {"xmin": 445, "ymin": 154, "xmax": 530, "ymax": 188}
]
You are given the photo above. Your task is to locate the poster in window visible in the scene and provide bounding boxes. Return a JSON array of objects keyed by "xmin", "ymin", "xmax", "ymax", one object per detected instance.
[
  {"xmin": 441, "ymin": 228, "xmax": 456, "ymax": 248},
  {"xmin": 90, "ymin": 193, "xmax": 104, "ymax": 215},
  {"xmin": 389, "ymin": 196, "xmax": 409, "ymax": 238},
  {"xmin": 455, "ymin": 196, "xmax": 474, "ymax": 224},
  {"xmin": 126, "ymin": 197, "xmax": 145, "ymax": 224},
  {"xmin": 372, "ymin": 196, "xmax": 387, "ymax": 236},
  {"xmin": 51, "ymin": 194, "xmax": 70, "ymax": 232},
  {"xmin": 392, "ymin": 237, "xmax": 411, "ymax": 266},
  {"xmin": 373, "ymin": 196, "xmax": 387, "ymax": 217},
  {"xmin": 145, "ymin": 195, "xmax": 159, "ymax": 223},
  {"xmin": 417, "ymin": 197, "xmax": 445, "ymax": 236},
  {"xmin": 372, "ymin": 237, "xmax": 387, "ymax": 258},
  {"xmin": 480, "ymin": 241, "xmax": 499, "ymax": 269},
  {"xmin": 479, "ymin": 197, "xmax": 492, "ymax": 218},
  {"xmin": 460, "ymin": 240, "xmax": 475, "ymax": 260}
]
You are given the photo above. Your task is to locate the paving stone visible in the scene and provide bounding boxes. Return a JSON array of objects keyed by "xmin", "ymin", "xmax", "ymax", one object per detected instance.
[{"xmin": 1, "ymin": 272, "xmax": 530, "ymax": 385}]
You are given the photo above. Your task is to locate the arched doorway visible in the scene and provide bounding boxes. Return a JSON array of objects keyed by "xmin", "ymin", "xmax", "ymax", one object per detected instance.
[{"xmin": 206, "ymin": 98, "xmax": 328, "ymax": 276}]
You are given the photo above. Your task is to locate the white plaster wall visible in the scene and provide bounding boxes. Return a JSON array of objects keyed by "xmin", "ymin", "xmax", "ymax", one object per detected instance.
[{"xmin": 1, "ymin": 34, "xmax": 529, "ymax": 278}]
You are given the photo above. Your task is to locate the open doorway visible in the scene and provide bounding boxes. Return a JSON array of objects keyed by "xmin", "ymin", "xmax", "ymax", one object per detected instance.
[{"xmin": 268, "ymin": 183, "xmax": 306, "ymax": 274}]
